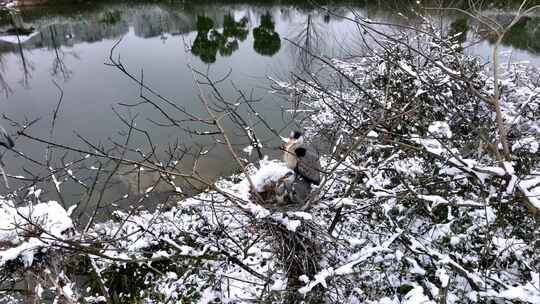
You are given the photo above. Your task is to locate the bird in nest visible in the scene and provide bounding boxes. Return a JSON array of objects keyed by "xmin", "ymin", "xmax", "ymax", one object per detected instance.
[
  {"xmin": 251, "ymin": 170, "xmax": 314, "ymax": 210},
  {"xmin": 250, "ymin": 131, "xmax": 321, "ymax": 209},
  {"xmin": 282, "ymin": 130, "xmax": 321, "ymax": 186}
]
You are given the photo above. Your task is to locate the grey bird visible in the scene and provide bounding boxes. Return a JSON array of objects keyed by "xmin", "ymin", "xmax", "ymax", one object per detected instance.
[
  {"xmin": 275, "ymin": 171, "xmax": 312, "ymax": 205},
  {"xmin": 282, "ymin": 131, "xmax": 321, "ymax": 186}
]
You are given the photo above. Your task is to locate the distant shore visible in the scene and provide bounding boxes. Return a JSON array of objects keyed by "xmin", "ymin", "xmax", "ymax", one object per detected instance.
[
  {"xmin": 1, "ymin": 0, "xmax": 533, "ymax": 9},
  {"xmin": 1, "ymin": 0, "xmax": 48, "ymax": 7}
]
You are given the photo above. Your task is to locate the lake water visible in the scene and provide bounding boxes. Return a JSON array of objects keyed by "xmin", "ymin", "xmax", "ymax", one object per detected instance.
[{"xmin": 1, "ymin": 1, "xmax": 539, "ymax": 212}]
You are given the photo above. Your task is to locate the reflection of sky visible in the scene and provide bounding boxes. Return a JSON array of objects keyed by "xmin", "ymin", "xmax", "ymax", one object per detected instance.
[{"xmin": 467, "ymin": 39, "xmax": 540, "ymax": 67}]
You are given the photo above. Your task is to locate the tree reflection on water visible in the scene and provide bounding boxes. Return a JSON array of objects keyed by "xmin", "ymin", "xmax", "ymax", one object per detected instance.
[
  {"xmin": 253, "ymin": 12, "xmax": 281, "ymax": 56},
  {"xmin": 191, "ymin": 12, "xmax": 282, "ymax": 63},
  {"xmin": 191, "ymin": 14, "xmax": 249, "ymax": 63}
]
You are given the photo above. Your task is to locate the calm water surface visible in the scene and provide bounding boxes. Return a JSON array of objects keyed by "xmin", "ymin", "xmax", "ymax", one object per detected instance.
[{"xmin": 1, "ymin": 1, "xmax": 539, "ymax": 209}]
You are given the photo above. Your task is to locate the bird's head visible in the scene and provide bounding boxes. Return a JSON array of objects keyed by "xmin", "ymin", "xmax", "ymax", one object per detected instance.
[
  {"xmin": 281, "ymin": 130, "xmax": 303, "ymax": 152},
  {"xmin": 287, "ymin": 130, "xmax": 303, "ymax": 145}
]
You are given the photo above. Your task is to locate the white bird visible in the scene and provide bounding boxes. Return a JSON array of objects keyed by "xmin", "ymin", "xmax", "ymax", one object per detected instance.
[{"xmin": 282, "ymin": 130, "xmax": 321, "ymax": 186}]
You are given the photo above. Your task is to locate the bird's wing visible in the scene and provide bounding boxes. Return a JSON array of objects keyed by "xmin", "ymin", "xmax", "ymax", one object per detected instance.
[
  {"xmin": 296, "ymin": 147, "xmax": 321, "ymax": 185},
  {"xmin": 291, "ymin": 178, "xmax": 312, "ymax": 204}
]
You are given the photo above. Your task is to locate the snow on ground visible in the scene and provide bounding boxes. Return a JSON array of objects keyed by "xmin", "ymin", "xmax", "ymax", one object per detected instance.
[
  {"xmin": 0, "ymin": 200, "xmax": 73, "ymax": 267},
  {"xmin": 83, "ymin": 160, "xmax": 305, "ymax": 302},
  {"xmin": 1, "ymin": 148, "xmax": 538, "ymax": 303}
]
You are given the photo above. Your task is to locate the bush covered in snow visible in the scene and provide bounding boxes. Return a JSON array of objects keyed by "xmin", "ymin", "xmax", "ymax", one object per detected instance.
[{"xmin": 270, "ymin": 16, "xmax": 540, "ymax": 303}]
